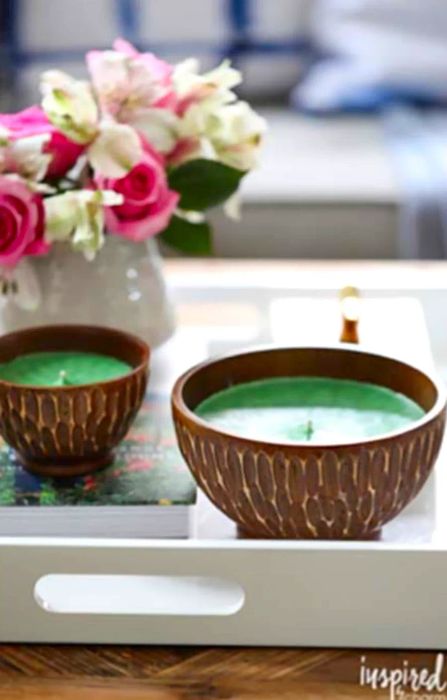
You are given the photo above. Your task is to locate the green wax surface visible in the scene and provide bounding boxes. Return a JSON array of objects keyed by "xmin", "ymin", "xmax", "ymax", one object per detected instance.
[
  {"xmin": 0, "ymin": 352, "xmax": 132, "ymax": 387},
  {"xmin": 196, "ymin": 377, "xmax": 425, "ymax": 443}
]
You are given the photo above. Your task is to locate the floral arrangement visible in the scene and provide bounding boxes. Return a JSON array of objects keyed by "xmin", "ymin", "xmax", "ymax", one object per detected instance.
[{"xmin": 0, "ymin": 39, "xmax": 265, "ymax": 268}]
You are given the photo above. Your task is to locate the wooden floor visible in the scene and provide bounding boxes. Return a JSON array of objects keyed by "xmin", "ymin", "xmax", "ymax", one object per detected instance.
[{"xmin": 0, "ymin": 645, "xmax": 442, "ymax": 698}]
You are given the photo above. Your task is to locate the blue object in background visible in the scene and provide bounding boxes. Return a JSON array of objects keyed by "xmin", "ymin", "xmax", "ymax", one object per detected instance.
[
  {"xmin": 293, "ymin": 0, "xmax": 447, "ymax": 113},
  {"xmin": 0, "ymin": 0, "xmax": 311, "ymax": 104},
  {"xmin": 3, "ymin": 0, "xmax": 447, "ymax": 110}
]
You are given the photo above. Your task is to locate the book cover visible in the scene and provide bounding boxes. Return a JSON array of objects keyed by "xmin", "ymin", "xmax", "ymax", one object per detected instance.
[{"xmin": 0, "ymin": 394, "xmax": 196, "ymax": 507}]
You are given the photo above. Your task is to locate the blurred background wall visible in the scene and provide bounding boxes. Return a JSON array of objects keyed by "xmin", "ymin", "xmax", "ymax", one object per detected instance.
[
  {"xmin": 2, "ymin": 0, "xmax": 447, "ymax": 260},
  {"xmin": 1, "ymin": 0, "xmax": 312, "ymax": 105}
]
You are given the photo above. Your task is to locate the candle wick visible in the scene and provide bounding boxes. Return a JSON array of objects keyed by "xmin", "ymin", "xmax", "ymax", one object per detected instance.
[
  {"xmin": 56, "ymin": 370, "xmax": 71, "ymax": 387},
  {"xmin": 305, "ymin": 419, "xmax": 314, "ymax": 441}
]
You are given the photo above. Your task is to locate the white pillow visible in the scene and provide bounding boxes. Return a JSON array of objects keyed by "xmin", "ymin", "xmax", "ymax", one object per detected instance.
[{"xmin": 294, "ymin": 0, "xmax": 447, "ymax": 111}]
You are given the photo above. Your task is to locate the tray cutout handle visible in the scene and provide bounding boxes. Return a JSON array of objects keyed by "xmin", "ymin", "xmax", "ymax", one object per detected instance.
[{"xmin": 35, "ymin": 574, "xmax": 245, "ymax": 616}]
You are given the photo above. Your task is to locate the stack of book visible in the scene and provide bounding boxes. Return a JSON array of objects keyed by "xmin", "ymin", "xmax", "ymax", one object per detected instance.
[{"xmin": 0, "ymin": 395, "xmax": 196, "ymax": 538}]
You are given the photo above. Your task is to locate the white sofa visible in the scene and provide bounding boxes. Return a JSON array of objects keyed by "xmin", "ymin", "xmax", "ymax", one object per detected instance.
[{"xmin": 213, "ymin": 108, "xmax": 400, "ymax": 259}]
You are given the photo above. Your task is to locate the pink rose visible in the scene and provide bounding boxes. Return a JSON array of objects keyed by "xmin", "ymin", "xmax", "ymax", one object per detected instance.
[
  {"xmin": 0, "ymin": 106, "xmax": 84, "ymax": 178},
  {"xmin": 95, "ymin": 138, "xmax": 179, "ymax": 241},
  {"xmin": 0, "ymin": 176, "xmax": 49, "ymax": 267}
]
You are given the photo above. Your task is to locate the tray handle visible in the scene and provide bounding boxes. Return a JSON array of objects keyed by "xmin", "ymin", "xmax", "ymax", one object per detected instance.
[{"xmin": 34, "ymin": 574, "xmax": 245, "ymax": 617}]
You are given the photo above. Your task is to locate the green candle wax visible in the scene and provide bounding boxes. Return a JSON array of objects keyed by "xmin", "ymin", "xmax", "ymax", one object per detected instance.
[
  {"xmin": 195, "ymin": 377, "xmax": 425, "ymax": 443},
  {"xmin": 0, "ymin": 352, "xmax": 132, "ymax": 387}
]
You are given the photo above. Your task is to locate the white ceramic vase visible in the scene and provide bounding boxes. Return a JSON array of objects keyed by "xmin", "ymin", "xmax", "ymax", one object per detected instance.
[{"xmin": 0, "ymin": 237, "xmax": 176, "ymax": 348}]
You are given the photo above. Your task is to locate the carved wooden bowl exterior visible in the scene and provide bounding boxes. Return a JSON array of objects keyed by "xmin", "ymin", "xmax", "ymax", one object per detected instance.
[
  {"xmin": 0, "ymin": 325, "xmax": 149, "ymax": 477},
  {"xmin": 172, "ymin": 347, "xmax": 446, "ymax": 539}
]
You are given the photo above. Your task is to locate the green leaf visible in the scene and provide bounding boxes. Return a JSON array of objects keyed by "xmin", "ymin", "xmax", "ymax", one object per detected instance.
[
  {"xmin": 160, "ymin": 215, "xmax": 212, "ymax": 255},
  {"xmin": 169, "ymin": 159, "xmax": 245, "ymax": 211}
]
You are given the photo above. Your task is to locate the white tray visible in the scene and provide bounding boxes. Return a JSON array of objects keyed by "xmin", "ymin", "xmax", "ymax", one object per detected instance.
[
  {"xmin": 0, "ymin": 477, "xmax": 445, "ymax": 648},
  {"xmin": 0, "ymin": 286, "xmax": 444, "ymax": 648}
]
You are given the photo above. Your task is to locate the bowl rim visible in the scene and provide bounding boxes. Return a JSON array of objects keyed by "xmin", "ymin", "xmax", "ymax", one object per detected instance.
[
  {"xmin": 0, "ymin": 324, "xmax": 150, "ymax": 391},
  {"xmin": 171, "ymin": 344, "xmax": 447, "ymax": 450}
]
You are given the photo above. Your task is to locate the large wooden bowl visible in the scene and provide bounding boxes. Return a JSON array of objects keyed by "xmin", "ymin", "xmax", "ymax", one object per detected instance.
[
  {"xmin": 0, "ymin": 325, "xmax": 149, "ymax": 477},
  {"xmin": 172, "ymin": 346, "xmax": 446, "ymax": 539}
]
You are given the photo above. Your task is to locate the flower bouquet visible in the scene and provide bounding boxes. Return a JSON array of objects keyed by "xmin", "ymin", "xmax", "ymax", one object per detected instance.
[{"xmin": 0, "ymin": 39, "xmax": 265, "ymax": 342}]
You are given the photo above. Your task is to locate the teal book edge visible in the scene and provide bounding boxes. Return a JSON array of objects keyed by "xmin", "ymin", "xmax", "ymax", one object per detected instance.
[{"xmin": 0, "ymin": 394, "xmax": 196, "ymax": 507}]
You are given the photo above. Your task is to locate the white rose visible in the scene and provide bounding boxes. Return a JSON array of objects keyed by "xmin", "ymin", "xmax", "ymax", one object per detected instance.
[
  {"xmin": 44, "ymin": 189, "xmax": 123, "ymax": 259},
  {"xmin": 41, "ymin": 70, "xmax": 99, "ymax": 144},
  {"xmin": 173, "ymin": 58, "xmax": 241, "ymax": 107},
  {"xmin": 212, "ymin": 102, "xmax": 267, "ymax": 171}
]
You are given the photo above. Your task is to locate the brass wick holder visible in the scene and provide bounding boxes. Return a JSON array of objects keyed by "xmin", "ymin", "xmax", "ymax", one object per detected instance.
[{"xmin": 339, "ymin": 286, "xmax": 360, "ymax": 344}]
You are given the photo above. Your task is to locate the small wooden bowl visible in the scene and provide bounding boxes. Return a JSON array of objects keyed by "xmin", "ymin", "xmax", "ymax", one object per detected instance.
[
  {"xmin": 0, "ymin": 325, "xmax": 149, "ymax": 477},
  {"xmin": 172, "ymin": 346, "xmax": 446, "ymax": 539}
]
